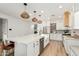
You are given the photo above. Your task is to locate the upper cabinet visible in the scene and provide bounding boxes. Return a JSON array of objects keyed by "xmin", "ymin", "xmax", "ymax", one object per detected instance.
[
  {"xmin": 64, "ymin": 11, "xmax": 71, "ymax": 27},
  {"xmin": 74, "ymin": 11, "xmax": 79, "ymax": 29}
]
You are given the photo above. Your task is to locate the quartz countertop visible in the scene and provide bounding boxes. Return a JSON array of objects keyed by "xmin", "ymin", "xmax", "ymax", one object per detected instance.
[
  {"xmin": 41, "ymin": 34, "xmax": 49, "ymax": 39},
  {"xmin": 6, "ymin": 34, "xmax": 44, "ymax": 44},
  {"xmin": 63, "ymin": 35, "xmax": 79, "ymax": 40}
]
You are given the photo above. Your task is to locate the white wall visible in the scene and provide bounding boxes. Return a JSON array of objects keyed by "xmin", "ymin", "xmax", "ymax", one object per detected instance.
[
  {"xmin": 0, "ymin": 19, "xmax": 2, "ymax": 38},
  {"xmin": 50, "ymin": 18, "xmax": 64, "ymax": 30},
  {"xmin": 74, "ymin": 11, "xmax": 79, "ymax": 29},
  {"xmin": 70, "ymin": 11, "xmax": 79, "ymax": 36},
  {"xmin": 56, "ymin": 19, "xmax": 64, "ymax": 30},
  {"xmin": 0, "ymin": 12, "xmax": 33, "ymax": 38},
  {"xmin": 8, "ymin": 17, "xmax": 33, "ymax": 37}
]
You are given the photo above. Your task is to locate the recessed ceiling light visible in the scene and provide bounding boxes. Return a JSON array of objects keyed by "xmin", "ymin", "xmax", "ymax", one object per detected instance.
[
  {"xmin": 29, "ymin": 13, "xmax": 32, "ymax": 16},
  {"xmin": 48, "ymin": 17, "xmax": 50, "ymax": 19},
  {"xmin": 38, "ymin": 15, "xmax": 41, "ymax": 17},
  {"xmin": 41, "ymin": 10, "xmax": 44, "ymax": 13},
  {"xmin": 33, "ymin": 11, "xmax": 37, "ymax": 13},
  {"xmin": 58, "ymin": 16, "xmax": 62, "ymax": 18},
  {"xmin": 51, "ymin": 14, "xmax": 55, "ymax": 16},
  {"xmin": 59, "ymin": 5, "xmax": 63, "ymax": 8}
]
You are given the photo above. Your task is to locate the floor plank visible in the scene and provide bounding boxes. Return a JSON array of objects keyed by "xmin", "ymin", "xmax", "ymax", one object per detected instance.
[{"xmin": 40, "ymin": 40, "xmax": 67, "ymax": 56}]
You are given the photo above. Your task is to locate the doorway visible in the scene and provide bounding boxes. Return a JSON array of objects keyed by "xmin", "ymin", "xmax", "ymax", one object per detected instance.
[
  {"xmin": 0, "ymin": 18, "xmax": 8, "ymax": 56},
  {"xmin": 50, "ymin": 23, "xmax": 56, "ymax": 33}
]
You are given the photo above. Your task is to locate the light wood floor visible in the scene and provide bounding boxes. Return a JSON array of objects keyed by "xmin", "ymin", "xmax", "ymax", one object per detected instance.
[{"xmin": 40, "ymin": 40, "xmax": 67, "ymax": 56}]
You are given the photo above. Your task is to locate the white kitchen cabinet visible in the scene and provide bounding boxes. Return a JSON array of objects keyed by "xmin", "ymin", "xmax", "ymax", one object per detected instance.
[
  {"xmin": 70, "ymin": 46, "xmax": 79, "ymax": 56},
  {"xmin": 14, "ymin": 42, "xmax": 27, "ymax": 56},
  {"xmin": 34, "ymin": 40, "xmax": 39, "ymax": 56},
  {"xmin": 63, "ymin": 36, "xmax": 79, "ymax": 55},
  {"xmin": 27, "ymin": 42, "xmax": 35, "ymax": 56},
  {"xmin": 25, "ymin": 40, "xmax": 39, "ymax": 56},
  {"xmin": 50, "ymin": 33, "xmax": 62, "ymax": 41},
  {"xmin": 41, "ymin": 34, "xmax": 49, "ymax": 48},
  {"xmin": 70, "ymin": 47, "xmax": 77, "ymax": 56},
  {"xmin": 44, "ymin": 37, "xmax": 49, "ymax": 48},
  {"xmin": 50, "ymin": 33, "xmax": 54, "ymax": 40},
  {"xmin": 74, "ymin": 11, "xmax": 79, "ymax": 29},
  {"xmin": 55, "ymin": 34, "xmax": 62, "ymax": 41},
  {"xmin": 14, "ymin": 40, "xmax": 40, "ymax": 56},
  {"xmin": 63, "ymin": 36, "xmax": 71, "ymax": 54}
]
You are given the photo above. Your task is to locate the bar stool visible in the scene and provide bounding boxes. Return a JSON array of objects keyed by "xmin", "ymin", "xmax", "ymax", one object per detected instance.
[
  {"xmin": 0, "ymin": 41, "xmax": 4, "ymax": 56},
  {"xmin": 3, "ymin": 41, "xmax": 14, "ymax": 56},
  {"xmin": 2, "ymin": 34, "xmax": 14, "ymax": 56}
]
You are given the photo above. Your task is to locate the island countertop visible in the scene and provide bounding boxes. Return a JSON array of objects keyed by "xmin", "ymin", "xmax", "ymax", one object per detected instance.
[
  {"xmin": 6, "ymin": 34, "xmax": 44, "ymax": 44},
  {"xmin": 63, "ymin": 35, "xmax": 79, "ymax": 40}
]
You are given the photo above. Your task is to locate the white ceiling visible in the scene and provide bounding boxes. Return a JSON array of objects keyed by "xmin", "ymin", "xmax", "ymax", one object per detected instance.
[{"xmin": 0, "ymin": 3, "xmax": 77, "ymax": 20}]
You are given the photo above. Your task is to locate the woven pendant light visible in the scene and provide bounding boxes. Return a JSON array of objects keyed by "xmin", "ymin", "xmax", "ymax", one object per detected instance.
[
  {"xmin": 32, "ymin": 17, "xmax": 38, "ymax": 22},
  {"xmin": 37, "ymin": 20, "xmax": 42, "ymax": 24},
  {"xmin": 20, "ymin": 3, "xmax": 30, "ymax": 20},
  {"xmin": 20, "ymin": 11, "xmax": 30, "ymax": 19}
]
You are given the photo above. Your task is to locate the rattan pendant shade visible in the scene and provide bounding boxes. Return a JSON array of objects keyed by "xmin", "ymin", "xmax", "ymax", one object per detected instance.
[
  {"xmin": 32, "ymin": 17, "xmax": 38, "ymax": 22},
  {"xmin": 20, "ymin": 11, "xmax": 30, "ymax": 19},
  {"xmin": 20, "ymin": 3, "xmax": 30, "ymax": 20},
  {"xmin": 37, "ymin": 20, "xmax": 42, "ymax": 24}
]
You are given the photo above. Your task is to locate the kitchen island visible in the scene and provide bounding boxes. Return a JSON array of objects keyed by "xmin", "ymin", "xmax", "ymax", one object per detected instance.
[{"xmin": 6, "ymin": 34, "xmax": 49, "ymax": 56}]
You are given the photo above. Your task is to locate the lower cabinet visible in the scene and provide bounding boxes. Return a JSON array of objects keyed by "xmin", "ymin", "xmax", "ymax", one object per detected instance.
[
  {"xmin": 26, "ymin": 40, "xmax": 39, "ymax": 56},
  {"xmin": 27, "ymin": 42, "xmax": 35, "ymax": 56},
  {"xmin": 44, "ymin": 38, "xmax": 49, "ymax": 48},
  {"xmin": 70, "ymin": 48, "xmax": 76, "ymax": 56},
  {"xmin": 14, "ymin": 43, "xmax": 27, "ymax": 56},
  {"xmin": 63, "ymin": 36, "xmax": 79, "ymax": 55},
  {"xmin": 50, "ymin": 33, "xmax": 62, "ymax": 41},
  {"xmin": 14, "ymin": 36, "xmax": 49, "ymax": 56},
  {"xmin": 14, "ymin": 40, "xmax": 39, "ymax": 56},
  {"xmin": 50, "ymin": 33, "xmax": 54, "ymax": 40},
  {"xmin": 34, "ymin": 40, "xmax": 39, "ymax": 56}
]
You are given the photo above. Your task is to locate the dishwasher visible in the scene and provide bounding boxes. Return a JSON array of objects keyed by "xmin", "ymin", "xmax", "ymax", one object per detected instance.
[{"xmin": 39, "ymin": 37, "xmax": 44, "ymax": 54}]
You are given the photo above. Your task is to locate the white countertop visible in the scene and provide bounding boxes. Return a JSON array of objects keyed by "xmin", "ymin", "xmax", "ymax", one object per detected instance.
[
  {"xmin": 63, "ymin": 35, "xmax": 79, "ymax": 40},
  {"xmin": 7, "ymin": 34, "xmax": 44, "ymax": 44},
  {"xmin": 71, "ymin": 46, "xmax": 79, "ymax": 56},
  {"xmin": 41, "ymin": 34, "xmax": 49, "ymax": 39}
]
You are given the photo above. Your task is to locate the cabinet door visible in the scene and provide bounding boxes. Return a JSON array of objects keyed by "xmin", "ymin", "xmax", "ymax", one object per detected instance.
[
  {"xmin": 27, "ymin": 42, "xmax": 35, "ymax": 56},
  {"xmin": 47, "ymin": 38, "xmax": 49, "ymax": 44},
  {"xmin": 14, "ymin": 42, "xmax": 27, "ymax": 56},
  {"xmin": 44, "ymin": 38, "xmax": 49, "ymax": 48},
  {"xmin": 74, "ymin": 11, "xmax": 79, "ymax": 29},
  {"xmin": 27, "ymin": 40, "xmax": 40, "ymax": 56},
  {"xmin": 44, "ymin": 39, "xmax": 47, "ymax": 48},
  {"xmin": 34, "ymin": 40, "xmax": 39, "ymax": 56},
  {"xmin": 50, "ymin": 34, "xmax": 54, "ymax": 40}
]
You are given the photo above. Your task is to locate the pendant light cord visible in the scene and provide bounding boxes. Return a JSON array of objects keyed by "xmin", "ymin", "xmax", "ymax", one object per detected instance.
[{"xmin": 23, "ymin": 3, "xmax": 27, "ymax": 10}]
